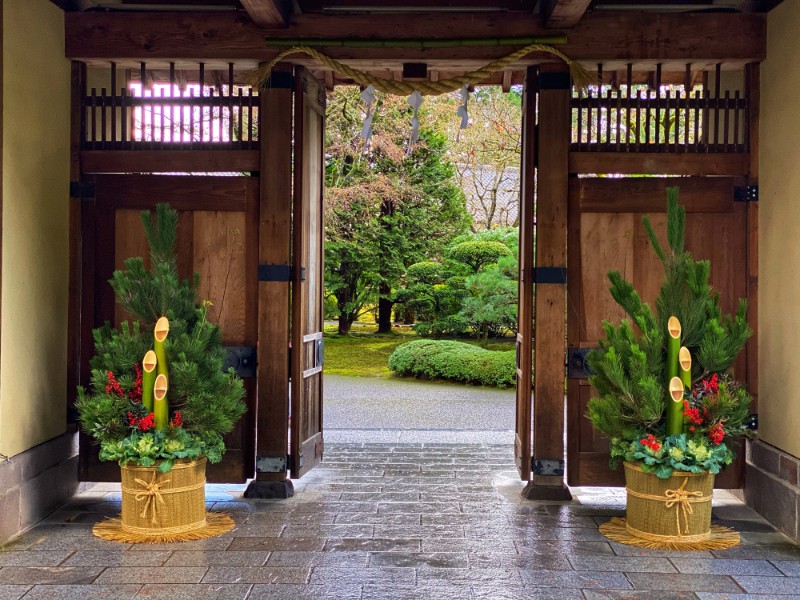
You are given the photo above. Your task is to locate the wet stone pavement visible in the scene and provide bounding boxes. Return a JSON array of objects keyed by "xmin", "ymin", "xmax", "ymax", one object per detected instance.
[{"xmin": 2, "ymin": 443, "xmax": 800, "ymax": 599}]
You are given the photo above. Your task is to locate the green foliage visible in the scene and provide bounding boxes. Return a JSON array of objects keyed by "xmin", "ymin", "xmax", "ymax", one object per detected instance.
[
  {"xmin": 459, "ymin": 256, "xmax": 518, "ymax": 340},
  {"xmin": 610, "ymin": 434, "xmax": 734, "ymax": 479},
  {"xmin": 325, "ymin": 87, "xmax": 470, "ymax": 334},
  {"xmin": 76, "ymin": 204, "xmax": 247, "ymax": 469},
  {"xmin": 586, "ymin": 187, "xmax": 752, "ymax": 462},
  {"xmin": 447, "ymin": 240, "xmax": 512, "ymax": 272},
  {"xmin": 388, "ymin": 339, "xmax": 515, "ymax": 387}
]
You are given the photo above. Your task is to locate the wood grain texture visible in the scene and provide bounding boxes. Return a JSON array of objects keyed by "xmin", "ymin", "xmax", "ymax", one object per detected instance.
[
  {"xmin": 569, "ymin": 152, "xmax": 750, "ymax": 176},
  {"xmin": 81, "ymin": 150, "xmax": 259, "ymax": 174},
  {"xmin": 255, "ymin": 65, "xmax": 293, "ymax": 482},
  {"xmin": 291, "ymin": 67, "xmax": 326, "ymax": 479},
  {"xmin": 240, "ymin": 0, "xmax": 288, "ymax": 27},
  {"xmin": 542, "ymin": 0, "xmax": 592, "ymax": 28},
  {"xmin": 64, "ymin": 12, "xmax": 766, "ymax": 63},
  {"xmin": 514, "ymin": 67, "xmax": 537, "ymax": 481},
  {"xmin": 533, "ymin": 64, "xmax": 570, "ymax": 472}
]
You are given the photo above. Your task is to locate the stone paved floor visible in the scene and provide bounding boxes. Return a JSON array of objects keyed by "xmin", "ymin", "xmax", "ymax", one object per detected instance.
[{"xmin": 2, "ymin": 443, "xmax": 800, "ymax": 599}]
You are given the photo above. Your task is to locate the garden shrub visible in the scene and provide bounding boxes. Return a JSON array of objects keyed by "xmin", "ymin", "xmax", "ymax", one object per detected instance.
[{"xmin": 388, "ymin": 339, "xmax": 516, "ymax": 388}]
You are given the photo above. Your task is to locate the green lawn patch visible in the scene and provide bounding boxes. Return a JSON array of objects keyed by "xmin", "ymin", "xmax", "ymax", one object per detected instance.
[{"xmin": 323, "ymin": 324, "xmax": 514, "ymax": 379}]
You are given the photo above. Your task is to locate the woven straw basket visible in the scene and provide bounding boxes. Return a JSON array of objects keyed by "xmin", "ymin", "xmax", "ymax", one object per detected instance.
[
  {"xmin": 120, "ymin": 457, "xmax": 207, "ymax": 537},
  {"xmin": 623, "ymin": 461, "xmax": 714, "ymax": 543}
]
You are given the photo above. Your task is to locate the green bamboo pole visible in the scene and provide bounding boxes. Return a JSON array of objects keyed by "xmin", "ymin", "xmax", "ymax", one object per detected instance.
[
  {"xmin": 141, "ymin": 350, "xmax": 157, "ymax": 414},
  {"xmin": 665, "ymin": 316, "xmax": 683, "ymax": 436},
  {"xmin": 153, "ymin": 373, "xmax": 169, "ymax": 431},
  {"xmin": 679, "ymin": 346, "xmax": 692, "ymax": 434},
  {"xmin": 154, "ymin": 317, "xmax": 169, "ymax": 379},
  {"xmin": 668, "ymin": 376, "xmax": 685, "ymax": 437}
]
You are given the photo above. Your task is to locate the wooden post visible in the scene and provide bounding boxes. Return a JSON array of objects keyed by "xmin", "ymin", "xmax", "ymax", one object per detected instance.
[
  {"xmin": 245, "ymin": 64, "xmax": 295, "ymax": 499},
  {"xmin": 746, "ymin": 62, "xmax": 759, "ymax": 410},
  {"xmin": 529, "ymin": 63, "xmax": 571, "ymax": 497}
]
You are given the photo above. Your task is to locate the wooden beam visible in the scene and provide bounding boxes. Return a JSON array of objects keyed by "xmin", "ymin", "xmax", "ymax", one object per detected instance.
[
  {"xmin": 81, "ymin": 150, "xmax": 259, "ymax": 173},
  {"xmin": 568, "ymin": 152, "xmax": 750, "ymax": 176},
  {"xmin": 542, "ymin": 0, "xmax": 592, "ymax": 28},
  {"xmin": 65, "ymin": 12, "xmax": 766, "ymax": 63},
  {"xmin": 240, "ymin": 0, "xmax": 288, "ymax": 28}
]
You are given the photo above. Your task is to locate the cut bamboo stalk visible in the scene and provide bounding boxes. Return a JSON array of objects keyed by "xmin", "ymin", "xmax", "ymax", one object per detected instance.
[
  {"xmin": 154, "ymin": 317, "xmax": 170, "ymax": 379},
  {"xmin": 666, "ymin": 316, "xmax": 683, "ymax": 436},
  {"xmin": 153, "ymin": 373, "xmax": 169, "ymax": 431},
  {"xmin": 679, "ymin": 346, "xmax": 692, "ymax": 389},
  {"xmin": 141, "ymin": 350, "xmax": 157, "ymax": 413}
]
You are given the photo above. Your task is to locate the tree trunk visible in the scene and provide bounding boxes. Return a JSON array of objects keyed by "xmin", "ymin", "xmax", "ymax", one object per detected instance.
[
  {"xmin": 377, "ymin": 283, "xmax": 393, "ymax": 333},
  {"xmin": 338, "ymin": 314, "xmax": 353, "ymax": 335},
  {"xmin": 402, "ymin": 307, "xmax": 415, "ymax": 325}
]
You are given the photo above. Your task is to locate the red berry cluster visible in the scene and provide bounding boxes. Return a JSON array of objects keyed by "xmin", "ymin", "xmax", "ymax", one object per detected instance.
[
  {"xmin": 640, "ymin": 433, "xmax": 661, "ymax": 452},
  {"xmin": 127, "ymin": 411, "xmax": 155, "ymax": 432},
  {"xmin": 129, "ymin": 364, "xmax": 143, "ymax": 404},
  {"xmin": 169, "ymin": 411, "xmax": 183, "ymax": 428},
  {"xmin": 708, "ymin": 422, "xmax": 725, "ymax": 445},
  {"xmin": 105, "ymin": 371, "xmax": 125, "ymax": 397},
  {"xmin": 702, "ymin": 373, "xmax": 719, "ymax": 394}
]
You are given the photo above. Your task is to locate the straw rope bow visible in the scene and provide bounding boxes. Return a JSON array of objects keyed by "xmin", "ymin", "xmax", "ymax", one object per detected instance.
[
  {"xmin": 133, "ymin": 474, "xmax": 170, "ymax": 524},
  {"xmin": 626, "ymin": 477, "xmax": 710, "ymax": 537}
]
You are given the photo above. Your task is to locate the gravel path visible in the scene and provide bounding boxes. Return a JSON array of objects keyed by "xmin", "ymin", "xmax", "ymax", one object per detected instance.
[{"xmin": 323, "ymin": 374, "xmax": 515, "ymax": 443}]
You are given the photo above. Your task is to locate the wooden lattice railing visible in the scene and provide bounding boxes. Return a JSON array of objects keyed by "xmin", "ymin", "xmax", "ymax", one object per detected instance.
[
  {"xmin": 81, "ymin": 63, "xmax": 259, "ymax": 151},
  {"xmin": 571, "ymin": 65, "xmax": 749, "ymax": 154}
]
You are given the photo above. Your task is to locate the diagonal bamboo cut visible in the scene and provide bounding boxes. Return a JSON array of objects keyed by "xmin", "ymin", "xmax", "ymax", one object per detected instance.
[{"xmin": 141, "ymin": 350, "xmax": 157, "ymax": 414}]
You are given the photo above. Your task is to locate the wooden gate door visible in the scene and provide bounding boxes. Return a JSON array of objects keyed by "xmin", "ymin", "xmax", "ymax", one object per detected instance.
[
  {"xmin": 290, "ymin": 67, "xmax": 326, "ymax": 478},
  {"xmin": 79, "ymin": 174, "xmax": 259, "ymax": 483},
  {"xmin": 514, "ymin": 67, "xmax": 537, "ymax": 480},
  {"xmin": 566, "ymin": 176, "xmax": 748, "ymax": 487}
]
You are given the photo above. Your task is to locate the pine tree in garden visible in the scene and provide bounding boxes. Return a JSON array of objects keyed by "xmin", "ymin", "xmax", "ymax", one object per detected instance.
[
  {"xmin": 586, "ymin": 187, "xmax": 752, "ymax": 477},
  {"xmin": 77, "ymin": 204, "xmax": 246, "ymax": 472}
]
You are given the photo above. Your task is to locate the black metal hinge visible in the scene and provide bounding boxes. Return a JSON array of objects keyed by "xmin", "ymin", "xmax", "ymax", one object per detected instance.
[
  {"xmin": 223, "ymin": 345, "xmax": 257, "ymax": 378},
  {"xmin": 567, "ymin": 347, "xmax": 595, "ymax": 379},
  {"xmin": 533, "ymin": 267, "xmax": 567, "ymax": 284},
  {"xmin": 532, "ymin": 458, "xmax": 565, "ymax": 476},
  {"xmin": 256, "ymin": 455, "xmax": 288, "ymax": 473},
  {"xmin": 70, "ymin": 180, "xmax": 95, "ymax": 199},
  {"xmin": 258, "ymin": 264, "xmax": 306, "ymax": 282},
  {"xmin": 264, "ymin": 72, "xmax": 295, "ymax": 89},
  {"xmin": 538, "ymin": 71, "xmax": 571, "ymax": 90},
  {"xmin": 734, "ymin": 185, "xmax": 758, "ymax": 202}
]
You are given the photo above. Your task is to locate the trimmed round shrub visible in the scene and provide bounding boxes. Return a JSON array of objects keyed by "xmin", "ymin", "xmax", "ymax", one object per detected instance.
[{"xmin": 388, "ymin": 339, "xmax": 516, "ymax": 388}]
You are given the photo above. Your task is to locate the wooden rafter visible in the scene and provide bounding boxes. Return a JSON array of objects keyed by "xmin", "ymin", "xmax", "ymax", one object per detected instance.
[
  {"xmin": 240, "ymin": 0, "xmax": 289, "ymax": 27},
  {"xmin": 541, "ymin": 0, "xmax": 592, "ymax": 28}
]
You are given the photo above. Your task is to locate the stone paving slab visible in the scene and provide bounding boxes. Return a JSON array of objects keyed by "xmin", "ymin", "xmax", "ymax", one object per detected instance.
[{"xmin": 0, "ymin": 442, "xmax": 799, "ymax": 598}]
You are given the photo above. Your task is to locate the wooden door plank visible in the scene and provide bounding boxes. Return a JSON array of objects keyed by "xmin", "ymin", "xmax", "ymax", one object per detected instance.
[
  {"xmin": 81, "ymin": 150, "xmax": 260, "ymax": 174},
  {"xmin": 577, "ymin": 177, "xmax": 737, "ymax": 213},
  {"xmin": 240, "ymin": 0, "xmax": 288, "ymax": 27},
  {"xmin": 542, "ymin": 0, "xmax": 592, "ymax": 28},
  {"xmin": 515, "ymin": 67, "xmax": 537, "ymax": 482},
  {"xmin": 291, "ymin": 67, "xmax": 326, "ymax": 479},
  {"xmin": 532, "ymin": 64, "xmax": 570, "ymax": 488}
]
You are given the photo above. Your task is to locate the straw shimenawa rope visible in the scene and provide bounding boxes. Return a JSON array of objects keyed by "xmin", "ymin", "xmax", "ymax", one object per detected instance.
[{"xmin": 247, "ymin": 43, "xmax": 593, "ymax": 94}]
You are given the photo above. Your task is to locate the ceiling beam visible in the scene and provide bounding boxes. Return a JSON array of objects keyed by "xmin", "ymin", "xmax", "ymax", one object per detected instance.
[
  {"xmin": 64, "ymin": 11, "xmax": 766, "ymax": 64},
  {"xmin": 239, "ymin": 0, "xmax": 288, "ymax": 27},
  {"xmin": 541, "ymin": 0, "xmax": 592, "ymax": 28}
]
